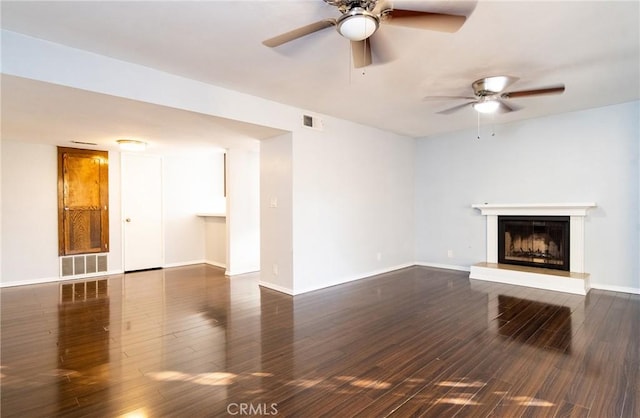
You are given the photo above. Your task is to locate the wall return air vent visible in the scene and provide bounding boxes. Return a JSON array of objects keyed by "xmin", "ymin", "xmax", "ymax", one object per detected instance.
[
  {"xmin": 302, "ymin": 114, "xmax": 324, "ymax": 131},
  {"xmin": 60, "ymin": 253, "xmax": 108, "ymax": 278}
]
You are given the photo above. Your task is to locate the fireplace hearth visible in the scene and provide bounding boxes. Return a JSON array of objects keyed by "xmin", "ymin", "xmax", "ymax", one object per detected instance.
[
  {"xmin": 470, "ymin": 203, "xmax": 596, "ymax": 295},
  {"xmin": 498, "ymin": 216, "xmax": 570, "ymax": 271}
]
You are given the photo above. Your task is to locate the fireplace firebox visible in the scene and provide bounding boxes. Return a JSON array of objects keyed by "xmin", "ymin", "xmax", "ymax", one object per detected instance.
[{"xmin": 498, "ymin": 216, "xmax": 570, "ymax": 271}]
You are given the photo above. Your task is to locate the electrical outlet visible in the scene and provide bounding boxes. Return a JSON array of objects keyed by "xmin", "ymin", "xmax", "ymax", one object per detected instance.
[
  {"xmin": 447, "ymin": 250, "xmax": 454, "ymax": 258},
  {"xmin": 272, "ymin": 264, "xmax": 279, "ymax": 276},
  {"xmin": 376, "ymin": 252, "xmax": 382, "ymax": 261}
]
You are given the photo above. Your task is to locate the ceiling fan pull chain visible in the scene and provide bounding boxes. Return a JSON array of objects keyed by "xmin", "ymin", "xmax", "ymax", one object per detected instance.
[
  {"xmin": 348, "ymin": 44, "xmax": 352, "ymax": 84},
  {"xmin": 477, "ymin": 111, "xmax": 481, "ymax": 140},
  {"xmin": 362, "ymin": 38, "xmax": 367, "ymax": 75},
  {"xmin": 491, "ymin": 116, "xmax": 496, "ymax": 137}
]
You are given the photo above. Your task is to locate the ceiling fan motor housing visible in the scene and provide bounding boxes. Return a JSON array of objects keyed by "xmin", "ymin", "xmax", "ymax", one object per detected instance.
[
  {"xmin": 472, "ymin": 80, "xmax": 498, "ymax": 97},
  {"xmin": 324, "ymin": 0, "xmax": 378, "ymax": 13},
  {"xmin": 472, "ymin": 76, "xmax": 516, "ymax": 97}
]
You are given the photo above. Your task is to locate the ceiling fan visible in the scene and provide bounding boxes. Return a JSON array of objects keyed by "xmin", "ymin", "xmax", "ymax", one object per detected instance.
[
  {"xmin": 262, "ymin": 0, "xmax": 467, "ymax": 68},
  {"xmin": 424, "ymin": 76, "xmax": 565, "ymax": 115}
]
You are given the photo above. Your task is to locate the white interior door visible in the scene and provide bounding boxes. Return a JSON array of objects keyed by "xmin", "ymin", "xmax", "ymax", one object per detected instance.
[{"xmin": 121, "ymin": 153, "xmax": 163, "ymax": 272}]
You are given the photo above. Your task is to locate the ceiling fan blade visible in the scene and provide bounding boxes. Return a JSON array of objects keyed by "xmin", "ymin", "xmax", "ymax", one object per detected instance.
[
  {"xmin": 423, "ymin": 95, "xmax": 476, "ymax": 101},
  {"xmin": 372, "ymin": 0, "xmax": 392, "ymax": 15},
  {"xmin": 369, "ymin": 30, "xmax": 396, "ymax": 65},
  {"xmin": 502, "ymin": 85, "xmax": 565, "ymax": 99},
  {"xmin": 351, "ymin": 39, "xmax": 372, "ymax": 68},
  {"xmin": 437, "ymin": 101, "xmax": 476, "ymax": 115},
  {"xmin": 263, "ymin": 19, "xmax": 336, "ymax": 47},
  {"xmin": 384, "ymin": 9, "xmax": 466, "ymax": 32}
]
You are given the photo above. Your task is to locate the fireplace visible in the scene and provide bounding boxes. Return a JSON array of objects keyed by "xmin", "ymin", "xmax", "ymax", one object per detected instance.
[
  {"xmin": 498, "ymin": 216, "xmax": 570, "ymax": 271},
  {"xmin": 470, "ymin": 203, "xmax": 596, "ymax": 295}
]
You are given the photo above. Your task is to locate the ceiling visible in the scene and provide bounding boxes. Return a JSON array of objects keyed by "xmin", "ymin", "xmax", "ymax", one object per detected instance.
[
  {"xmin": 1, "ymin": 0, "xmax": 639, "ymax": 150},
  {"xmin": 1, "ymin": 75, "xmax": 286, "ymax": 153}
]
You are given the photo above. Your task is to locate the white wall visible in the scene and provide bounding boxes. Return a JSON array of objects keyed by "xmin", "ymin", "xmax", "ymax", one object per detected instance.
[
  {"xmin": 163, "ymin": 152, "xmax": 222, "ymax": 266},
  {"xmin": 226, "ymin": 148, "xmax": 260, "ymax": 276},
  {"xmin": 0, "ymin": 140, "xmax": 222, "ymax": 285},
  {"xmin": 260, "ymin": 133, "xmax": 294, "ymax": 293},
  {"xmin": 108, "ymin": 151, "xmax": 123, "ymax": 271},
  {"xmin": 0, "ymin": 139, "xmax": 2, "ymax": 278},
  {"xmin": 2, "ymin": 30, "xmax": 420, "ymax": 293},
  {"xmin": 200, "ymin": 152, "xmax": 227, "ymax": 268},
  {"xmin": 1, "ymin": 141, "xmax": 59, "ymax": 283},
  {"xmin": 1, "ymin": 30, "xmax": 300, "ymax": 134},
  {"xmin": 7, "ymin": 30, "xmax": 636, "ymax": 295},
  {"xmin": 292, "ymin": 118, "xmax": 416, "ymax": 294},
  {"xmin": 415, "ymin": 101, "xmax": 640, "ymax": 292},
  {"xmin": 0, "ymin": 140, "xmax": 123, "ymax": 285},
  {"xmin": 203, "ymin": 217, "xmax": 226, "ymax": 268}
]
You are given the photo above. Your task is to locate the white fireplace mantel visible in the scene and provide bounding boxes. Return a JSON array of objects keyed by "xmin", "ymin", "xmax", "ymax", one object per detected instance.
[
  {"xmin": 471, "ymin": 203, "xmax": 596, "ymax": 217},
  {"xmin": 470, "ymin": 202, "xmax": 596, "ymax": 295}
]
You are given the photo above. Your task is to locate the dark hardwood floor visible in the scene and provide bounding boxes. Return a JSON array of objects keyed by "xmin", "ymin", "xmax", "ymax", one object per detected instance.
[{"xmin": 1, "ymin": 265, "xmax": 638, "ymax": 417}]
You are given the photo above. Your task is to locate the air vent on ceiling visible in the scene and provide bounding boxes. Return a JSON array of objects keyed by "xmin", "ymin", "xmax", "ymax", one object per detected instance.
[{"xmin": 71, "ymin": 140, "xmax": 98, "ymax": 146}]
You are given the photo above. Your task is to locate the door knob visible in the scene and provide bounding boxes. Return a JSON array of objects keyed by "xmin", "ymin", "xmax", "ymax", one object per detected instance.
[{"xmin": 125, "ymin": 218, "xmax": 131, "ymax": 223}]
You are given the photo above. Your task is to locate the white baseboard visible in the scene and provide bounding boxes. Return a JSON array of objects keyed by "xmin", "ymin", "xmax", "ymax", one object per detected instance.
[
  {"xmin": 258, "ymin": 281, "xmax": 294, "ymax": 295},
  {"xmin": 225, "ymin": 269, "xmax": 260, "ymax": 277},
  {"xmin": 163, "ymin": 259, "xmax": 206, "ymax": 269},
  {"xmin": 415, "ymin": 262, "xmax": 471, "ymax": 272},
  {"xmin": 0, "ymin": 269, "xmax": 123, "ymax": 288},
  {"xmin": 591, "ymin": 283, "xmax": 640, "ymax": 295},
  {"xmin": 292, "ymin": 262, "xmax": 415, "ymax": 295},
  {"xmin": 4, "ymin": 262, "xmax": 638, "ymax": 296},
  {"xmin": 1, "ymin": 276, "xmax": 60, "ymax": 288},
  {"xmin": 205, "ymin": 260, "xmax": 226, "ymax": 269}
]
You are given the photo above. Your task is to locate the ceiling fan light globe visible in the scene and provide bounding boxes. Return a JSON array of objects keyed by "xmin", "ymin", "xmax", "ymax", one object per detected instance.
[
  {"xmin": 473, "ymin": 100, "xmax": 500, "ymax": 114},
  {"xmin": 337, "ymin": 10, "xmax": 378, "ymax": 41}
]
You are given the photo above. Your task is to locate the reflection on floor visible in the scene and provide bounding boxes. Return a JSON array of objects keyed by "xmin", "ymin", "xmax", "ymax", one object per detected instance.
[
  {"xmin": 497, "ymin": 295, "xmax": 572, "ymax": 353},
  {"xmin": 1, "ymin": 265, "xmax": 638, "ymax": 417},
  {"xmin": 58, "ymin": 279, "xmax": 111, "ymax": 410}
]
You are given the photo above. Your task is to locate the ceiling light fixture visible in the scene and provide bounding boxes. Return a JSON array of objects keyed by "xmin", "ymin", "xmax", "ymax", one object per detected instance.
[
  {"xmin": 473, "ymin": 100, "xmax": 500, "ymax": 114},
  {"xmin": 336, "ymin": 8, "xmax": 379, "ymax": 41},
  {"xmin": 117, "ymin": 139, "xmax": 147, "ymax": 152},
  {"xmin": 482, "ymin": 76, "xmax": 511, "ymax": 93}
]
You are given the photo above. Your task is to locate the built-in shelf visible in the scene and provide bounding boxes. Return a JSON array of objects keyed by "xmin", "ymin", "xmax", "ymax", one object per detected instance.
[{"xmin": 196, "ymin": 213, "xmax": 226, "ymax": 218}]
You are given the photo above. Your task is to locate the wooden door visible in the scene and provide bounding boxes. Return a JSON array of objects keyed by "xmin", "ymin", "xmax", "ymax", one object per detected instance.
[{"xmin": 58, "ymin": 147, "xmax": 109, "ymax": 255}]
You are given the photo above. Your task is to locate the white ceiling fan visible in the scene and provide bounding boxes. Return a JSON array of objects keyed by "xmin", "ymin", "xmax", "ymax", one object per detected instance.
[
  {"xmin": 424, "ymin": 76, "xmax": 566, "ymax": 115},
  {"xmin": 262, "ymin": 0, "xmax": 467, "ymax": 68}
]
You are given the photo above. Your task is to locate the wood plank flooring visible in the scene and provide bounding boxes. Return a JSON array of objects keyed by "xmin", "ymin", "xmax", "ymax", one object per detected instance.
[{"xmin": 1, "ymin": 265, "xmax": 638, "ymax": 417}]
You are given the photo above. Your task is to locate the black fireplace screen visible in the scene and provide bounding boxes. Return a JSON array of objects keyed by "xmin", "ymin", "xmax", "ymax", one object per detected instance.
[{"xmin": 498, "ymin": 216, "xmax": 570, "ymax": 271}]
